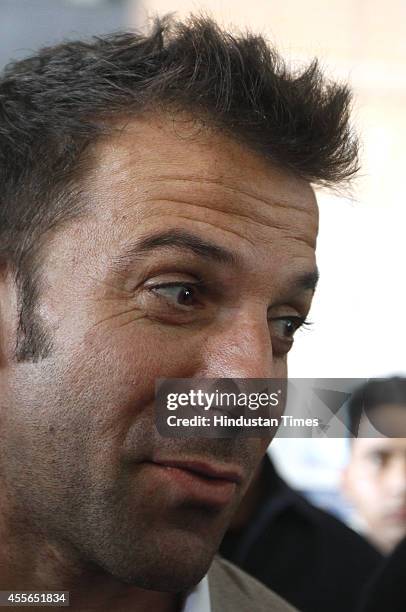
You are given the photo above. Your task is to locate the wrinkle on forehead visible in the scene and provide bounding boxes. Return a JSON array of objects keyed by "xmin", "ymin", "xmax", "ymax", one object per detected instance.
[
  {"xmin": 145, "ymin": 174, "xmax": 317, "ymax": 216},
  {"xmin": 139, "ymin": 200, "xmax": 317, "ymax": 251},
  {"xmin": 136, "ymin": 212, "xmax": 258, "ymax": 250}
]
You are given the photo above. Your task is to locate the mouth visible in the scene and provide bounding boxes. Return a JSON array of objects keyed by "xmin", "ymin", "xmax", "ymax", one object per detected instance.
[{"xmin": 148, "ymin": 457, "xmax": 244, "ymax": 507}]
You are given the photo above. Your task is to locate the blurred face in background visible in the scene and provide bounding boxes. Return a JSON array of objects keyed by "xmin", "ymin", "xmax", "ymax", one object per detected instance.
[{"xmin": 343, "ymin": 409, "xmax": 406, "ymax": 554}]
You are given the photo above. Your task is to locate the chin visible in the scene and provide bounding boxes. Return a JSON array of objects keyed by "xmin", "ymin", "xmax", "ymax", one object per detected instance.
[
  {"xmin": 119, "ymin": 560, "xmax": 211, "ymax": 592},
  {"xmin": 96, "ymin": 529, "xmax": 217, "ymax": 592}
]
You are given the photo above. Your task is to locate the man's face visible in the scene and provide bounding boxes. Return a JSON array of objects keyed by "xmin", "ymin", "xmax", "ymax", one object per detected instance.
[
  {"xmin": 0, "ymin": 115, "xmax": 318, "ymax": 590},
  {"xmin": 343, "ymin": 413, "xmax": 406, "ymax": 553}
]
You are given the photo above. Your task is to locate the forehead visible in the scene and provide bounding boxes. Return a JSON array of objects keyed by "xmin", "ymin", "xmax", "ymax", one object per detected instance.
[
  {"xmin": 62, "ymin": 114, "xmax": 319, "ymax": 297},
  {"xmin": 83, "ymin": 113, "xmax": 318, "ymax": 243}
]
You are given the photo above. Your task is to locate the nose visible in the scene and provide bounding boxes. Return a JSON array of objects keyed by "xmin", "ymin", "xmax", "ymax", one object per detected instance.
[{"xmin": 199, "ymin": 309, "xmax": 277, "ymax": 379}]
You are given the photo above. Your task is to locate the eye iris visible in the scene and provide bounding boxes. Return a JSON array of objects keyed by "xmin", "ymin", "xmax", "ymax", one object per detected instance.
[
  {"xmin": 284, "ymin": 320, "xmax": 295, "ymax": 337},
  {"xmin": 178, "ymin": 286, "xmax": 194, "ymax": 305}
]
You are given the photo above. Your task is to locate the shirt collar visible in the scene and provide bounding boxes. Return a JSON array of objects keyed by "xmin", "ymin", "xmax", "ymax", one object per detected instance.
[{"xmin": 181, "ymin": 575, "xmax": 211, "ymax": 612}]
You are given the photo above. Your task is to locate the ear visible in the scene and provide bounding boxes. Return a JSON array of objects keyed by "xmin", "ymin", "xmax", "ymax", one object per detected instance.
[{"xmin": 0, "ymin": 260, "xmax": 19, "ymax": 368}]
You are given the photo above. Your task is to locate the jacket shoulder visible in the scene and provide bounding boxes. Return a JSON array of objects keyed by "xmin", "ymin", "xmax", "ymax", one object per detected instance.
[{"xmin": 208, "ymin": 556, "xmax": 297, "ymax": 612}]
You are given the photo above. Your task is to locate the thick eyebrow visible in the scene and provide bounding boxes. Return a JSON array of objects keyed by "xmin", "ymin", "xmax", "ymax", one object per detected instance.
[
  {"xmin": 292, "ymin": 269, "xmax": 319, "ymax": 294},
  {"xmin": 111, "ymin": 229, "xmax": 240, "ymax": 272},
  {"xmin": 110, "ymin": 228, "xmax": 319, "ymax": 295},
  {"xmin": 270, "ymin": 269, "xmax": 319, "ymax": 308}
]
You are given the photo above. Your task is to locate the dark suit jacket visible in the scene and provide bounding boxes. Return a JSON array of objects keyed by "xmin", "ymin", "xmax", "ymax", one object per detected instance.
[
  {"xmin": 220, "ymin": 456, "xmax": 382, "ymax": 612},
  {"xmin": 357, "ymin": 536, "xmax": 406, "ymax": 612}
]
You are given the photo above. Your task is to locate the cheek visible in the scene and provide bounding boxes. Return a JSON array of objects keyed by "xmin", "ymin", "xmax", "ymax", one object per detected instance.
[
  {"xmin": 349, "ymin": 469, "xmax": 382, "ymax": 515},
  {"xmin": 90, "ymin": 320, "xmax": 204, "ymax": 378},
  {"xmin": 62, "ymin": 324, "xmax": 204, "ymax": 436},
  {"xmin": 61, "ymin": 322, "xmax": 275, "ymax": 466},
  {"xmin": 357, "ymin": 479, "xmax": 380, "ymax": 502}
]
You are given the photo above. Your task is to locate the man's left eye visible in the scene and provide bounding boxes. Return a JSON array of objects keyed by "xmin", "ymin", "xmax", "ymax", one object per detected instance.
[
  {"xmin": 269, "ymin": 316, "xmax": 308, "ymax": 340},
  {"xmin": 149, "ymin": 283, "xmax": 200, "ymax": 308}
]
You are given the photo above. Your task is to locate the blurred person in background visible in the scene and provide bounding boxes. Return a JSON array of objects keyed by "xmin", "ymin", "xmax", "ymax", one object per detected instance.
[
  {"xmin": 220, "ymin": 453, "xmax": 382, "ymax": 612},
  {"xmin": 342, "ymin": 377, "xmax": 406, "ymax": 555}
]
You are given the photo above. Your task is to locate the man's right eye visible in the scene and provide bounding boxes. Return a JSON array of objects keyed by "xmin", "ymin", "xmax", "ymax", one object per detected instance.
[{"xmin": 148, "ymin": 282, "xmax": 201, "ymax": 309}]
